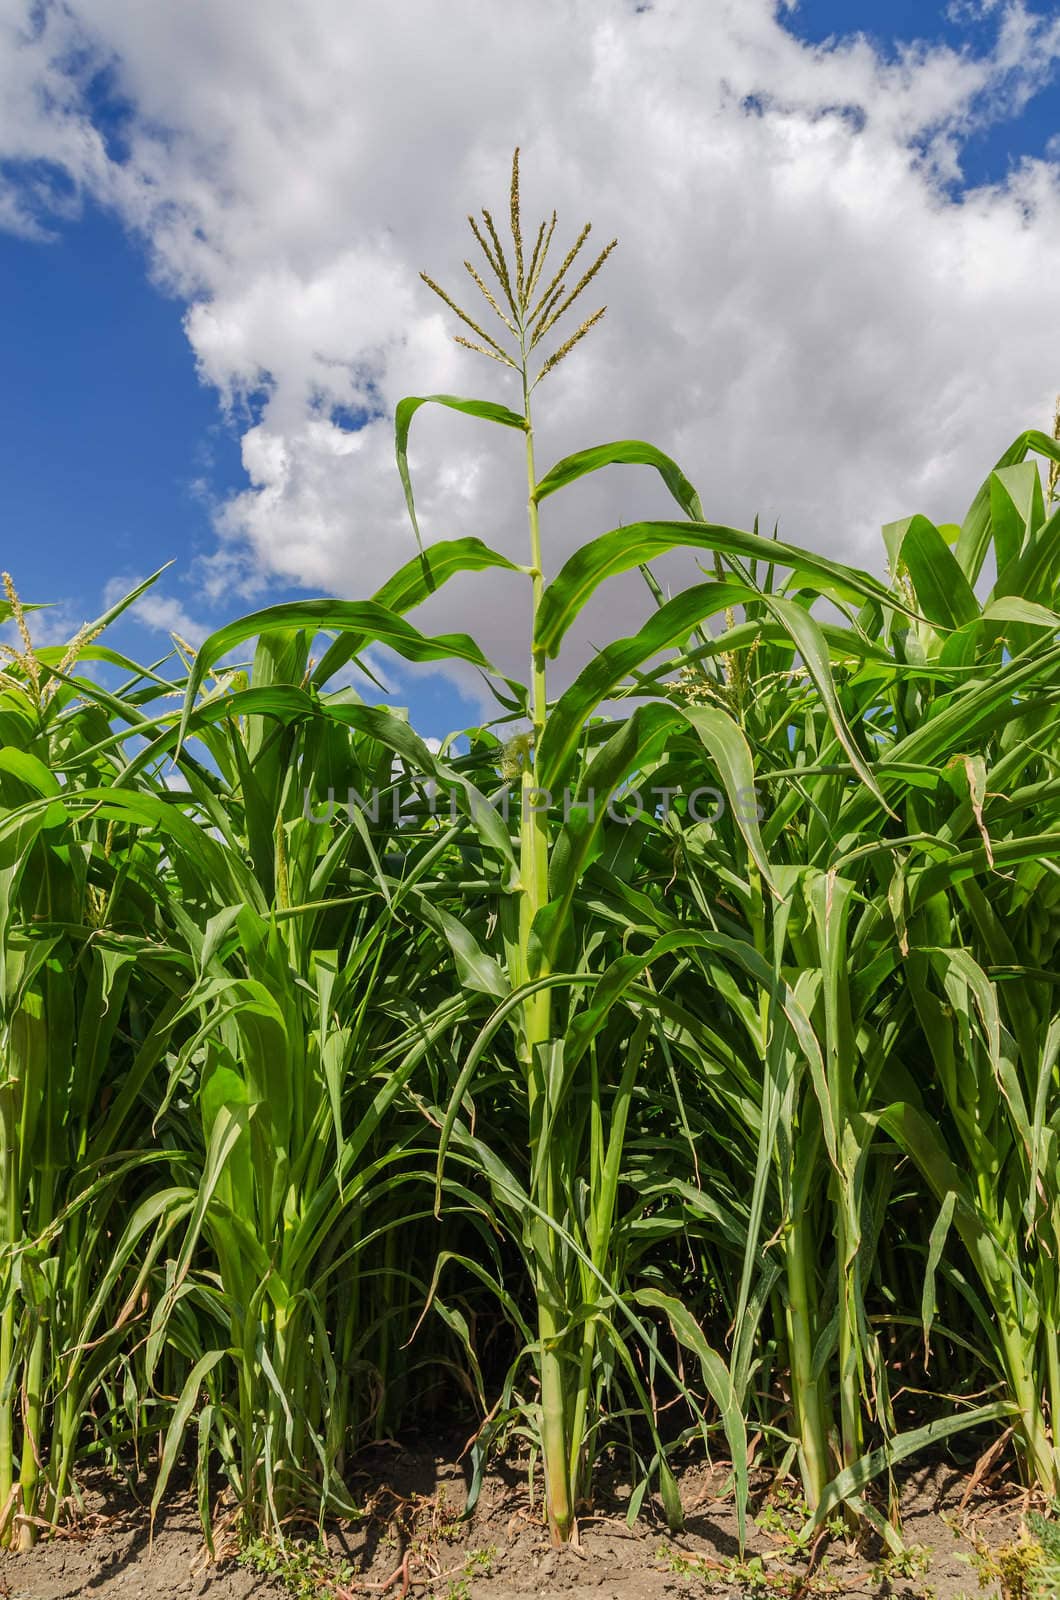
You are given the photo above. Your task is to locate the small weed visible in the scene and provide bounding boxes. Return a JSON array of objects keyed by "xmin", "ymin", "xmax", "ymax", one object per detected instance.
[
  {"xmin": 872, "ymin": 1542, "xmax": 932, "ymax": 1587},
  {"xmin": 1026, "ymin": 1514, "xmax": 1060, "ymax": 1600},
  {"xmin": 757, "ymin": 1504, "xmax": 790, "ymax": 1536},
  {"xmin": 966, "ymin": 1532, "xmax": 1044, "ymax": 1600},
  {"xmin": 655, "ymin": 1539, "xmax": 843, "ymax": 1598},
  {"xmin": 756, "ymin": 1487, "xmax": 811, "ymax": 1555},
  {"xmin": 239, "ymin": 1536, "xmax": 358, "ymax": 1599},
  {"xmin": 656, "ymin": 1541, "xmax": 712, "ymax": 1579},
  {"xmin": 725, "ymin": 1554, "xmax": 779, "ymax": 1597},
  {"xmin": 435, "ymin": 1504, "xmax": 464, "ymax": 1544},
  {"xmin": 430, "ymin": 1545, "xmax": 497, "ymax": 1600},
  {"xmin": 463, "ymin": 1546, "xmax": 497, "ymax": 1577}
]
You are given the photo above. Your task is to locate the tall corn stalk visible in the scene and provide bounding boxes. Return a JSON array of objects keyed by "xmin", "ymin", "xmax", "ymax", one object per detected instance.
[
  {"xmin": 630, "ymin": 421, "xmax": 1060, "ymax": 1523},
  {"xmin": 4, "ymin": 153, "xmax": 1060, "ymax": 1562},
  {"xmin": 156, "ymin": 622, "xmax": 510, "ymax": 1537},
  {"xmin": 0, "ymin": 574, "xmax": 194, "ymax": 1547},
  {"xmin": 396, "ymin": 155, "xmax": 720, "ymax": 1543},
  {"xmin": 396, "ymin": 152, "xmax": 899, "ymax": 1543}
]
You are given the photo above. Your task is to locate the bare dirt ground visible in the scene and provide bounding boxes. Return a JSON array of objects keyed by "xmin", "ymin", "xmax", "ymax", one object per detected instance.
[{"xmin": 0, "ymin": 1447, "xmax": 1037, "ymax": 1600}]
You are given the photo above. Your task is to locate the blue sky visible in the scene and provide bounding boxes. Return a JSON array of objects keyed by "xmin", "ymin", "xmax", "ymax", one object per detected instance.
[
  {"xmin": 1, "ymin": 0, "xmax": 1058, "ymax": 737},
  {"xmin": 0, "ymin": 203, "xmax": 242, "ymax": 626},
  {"xmin": 785, "ymin": 0, "xmax": 1060, "ymax": 177},
  {"xmin": 0, "ymin": 199, "xmax": 484, "ymax": 730}
]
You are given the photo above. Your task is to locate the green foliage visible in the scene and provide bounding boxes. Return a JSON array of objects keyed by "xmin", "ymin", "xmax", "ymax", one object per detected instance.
[
  {"xmin": 2, "ymin": 152, "xmax": 1060, "ymax": 1563},
  {"xmin": 1027, "ymin": 1514, "xmax": 1060, "ymax": 1600},
  {"xmin": 968, "ymin": 1529, "xmax": 1045, "ymax": 1600},
  {"xmin": 239, "ymin": 1534, "xmax": 359, "ymax": 1599}
]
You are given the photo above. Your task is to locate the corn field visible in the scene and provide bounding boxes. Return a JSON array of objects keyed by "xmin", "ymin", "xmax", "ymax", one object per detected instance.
[{"xmin": 3, "ymin": 154, "xmax": 1060, "ymax": 1557}]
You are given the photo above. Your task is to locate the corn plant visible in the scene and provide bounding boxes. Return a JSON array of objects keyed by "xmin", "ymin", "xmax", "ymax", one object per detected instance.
[
  {"xmin": 867, "ymin": 447, "xmax": 1060, "ymax": 1498},
  {"xmin": 4, "ymin": 149, "xmax": 1060, "ymax": 1566},
  {"xmin": 375, "ymin": 152, "xmax": 933, "ymax": 1543},
  {"xmin": 630, "ymin": 427, "xmax": 1060, "ymax": 1526},
  {"xmin": 0, "ymin": 574, "xmax": 198, "ymax": 1547},
  {"xmin": 139, "ymin": 621, "xmax": 513, "ymax": 1538}
]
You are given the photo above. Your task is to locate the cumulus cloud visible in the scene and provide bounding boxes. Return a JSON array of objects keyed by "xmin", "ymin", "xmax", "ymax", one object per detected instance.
[
  {"xmin": 0, "ymin": 599, "xmax": 78, "ymax": 652},
  {"xmin": 3, "ymin": 0, "xmax": 1060, "ymax": 698},
  {"xmin": 102, "ymin": 576, "xmax": 209, "ymax": 647}
]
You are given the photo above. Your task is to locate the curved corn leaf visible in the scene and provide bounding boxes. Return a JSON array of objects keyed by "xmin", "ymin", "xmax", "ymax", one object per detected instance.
[
  {"xmin": 535, "ymin": 519, "xmax": 919, "ymax": 658},
  {"xmin": 395, "ymin": 393, "xmax": 527, "ymax": 550},
  {"xmin": 177, "ymin": 601, "xmax": 492, "ymax": 752},
  {"xmin": 314, "ymin": 537, "xmax": 521, "ymax": 687},
  {"xmin": 537, "ymin": 580, "xmax": 754, "ymax": 792},
  {"xmin": 955, "ymin": 428, "xmax": 1060, "ymax": 584},
  {"xmin": 534, "ymin": 439, "xmax": 704, "ymax": 520},
  {"xmin": 883, "ymin": 515, "xmax": 979, "ymax": 631},
  {"xmin": 633, "ymin": 1287, "xmax": 747, "ymax": 1548}
]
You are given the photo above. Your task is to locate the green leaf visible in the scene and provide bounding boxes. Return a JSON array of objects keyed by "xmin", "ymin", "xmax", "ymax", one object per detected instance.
[
  {"xmin": 980, "ymin": 596, "xmax": 1060, "ymax": 630},
  {"xmin": 537, "ymin": 581, "xmax": 754, "ymax": 792},
  {"xmin": 955, "ymin": 427, "xmax": 1060, "ymax": 584},
  {"xmin": 802, "ymin": 1401, "xmax": 1016, "ymax": 1536},
  {"xmin": 762, "ymin": 596, "xmax": 892, "ymax": 812},
  {"xmin": 150, "ymin": 1349, "xmax": 226, "ymax": 1529},
  {"xmin": 534, "ymin": 439, "xmax": 704, "ymax": 520},
  {"xmin": 633, "ymin": 1288, "xmax": 748, "ymax": 1549},
  {"xmin": 535, "ymin": 519, "xmax": 917, "ymax": 658},
  {"xmin": 86, "ymin": 564, "xmax": 174, "ymax": 636},
  {"xmin": 395, "ymin": 393, "xmax": 527, "ymax": 550},
  {"xmin": 314, "ymin": 537, "xmax": 521, "ymax": 688},
  {"xmin": 989, "ymin": 463, "xmax": 1044, "ymax": 575},
  {"xmin": 883, "ymin": 516, "xmax": 979, "ymax": 630},
  {"xmin": 540, "ymin": 704, "xmax": 679, "ymax": 966},
  {"xmin": 177, "ymin": 603, "xmax": 491, "ymax": 752},
  {"xmin": 674, "ymin": 704, "xmax": 776, "ymax": 892},
  {"xmin": 415, "ymin": 894, "xmax": 508, "ymax": 998},
  {"xmin": 921, "ymin": 1191, "xmax": 957, "ymax": 1365}
]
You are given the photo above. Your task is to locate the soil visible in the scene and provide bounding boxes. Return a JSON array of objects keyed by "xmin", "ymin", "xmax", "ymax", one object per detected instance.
[{"xmin": 0, "ymin": 1447, "xmax": 1034, "ymax": 1600}]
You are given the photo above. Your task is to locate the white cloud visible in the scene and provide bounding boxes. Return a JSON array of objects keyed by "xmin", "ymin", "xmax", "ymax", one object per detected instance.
[
  {"xmin": 0, "ymin": 599, "xmax": 78, "ymax": 651},
  {"xmin": 3, "ymin": 0, "xmax": 1060, "ymax": 696},
  {"xmin": 103, "ymin": 576, "xmax": 209, "ymax": 646}
]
